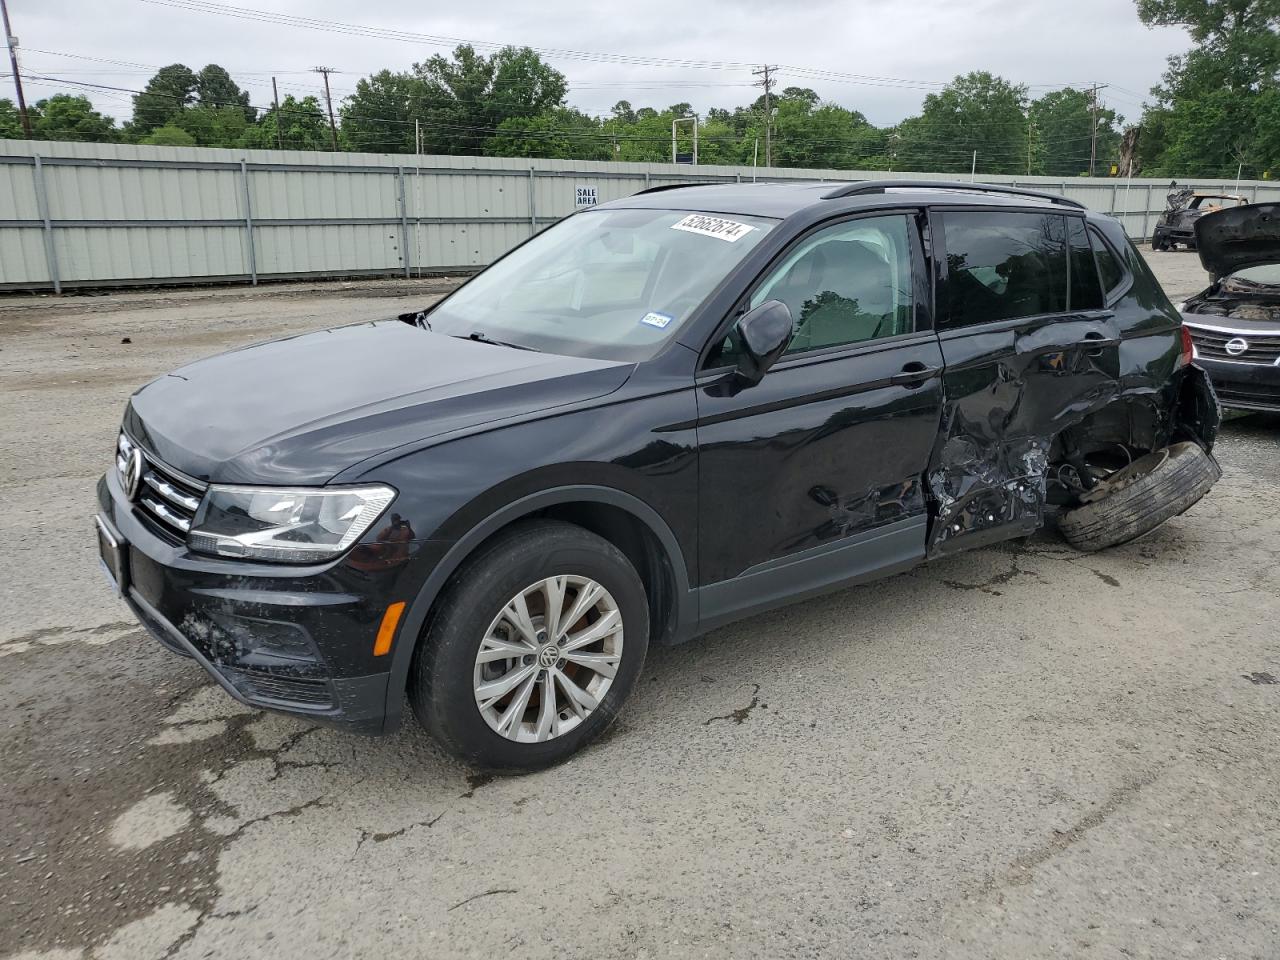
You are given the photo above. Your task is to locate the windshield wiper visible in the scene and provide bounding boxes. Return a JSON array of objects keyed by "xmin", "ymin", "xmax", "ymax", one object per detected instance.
[
  {"xmin": 456, "ymin": 331, "xmax": 538, "ymax": 351},
  {"xmin": 397, "ymin": 309, "xmax": 432, "ymax": 331}
]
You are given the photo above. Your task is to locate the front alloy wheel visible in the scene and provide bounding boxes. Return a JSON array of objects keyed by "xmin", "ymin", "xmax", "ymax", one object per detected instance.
[
  {"xmin": 474, "ymin": 576, "xmax": 624, "ymax": 742},
  {"xmin": 409, "ymin": 520, "xmax": 649, "ymax": 771}
]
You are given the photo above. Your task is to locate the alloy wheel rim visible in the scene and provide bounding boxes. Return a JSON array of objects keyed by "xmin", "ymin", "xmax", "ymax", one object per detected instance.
[{"xmin": 472, "ymin": 575, "xmax": 624, "ymax": 743}]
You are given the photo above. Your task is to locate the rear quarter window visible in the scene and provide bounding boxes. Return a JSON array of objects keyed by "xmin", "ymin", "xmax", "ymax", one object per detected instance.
[
  {"xmin": 1068, "ymin": 218, "xmax": 1104, "ymax": 310},
  {"xmin": 1088, "ymin": 226, "xmax": 1127, "ymax": 298}
]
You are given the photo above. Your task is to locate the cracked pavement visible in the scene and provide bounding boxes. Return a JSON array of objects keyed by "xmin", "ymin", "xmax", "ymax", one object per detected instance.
[{"xmin": 3, "ymin": 254, "xmax": 1279, "ymax": 959}]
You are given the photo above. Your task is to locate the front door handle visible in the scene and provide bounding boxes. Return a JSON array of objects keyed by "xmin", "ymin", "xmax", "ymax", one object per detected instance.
[{"xmin": 889, "ymin": 361, "xmax": 940, "ymax": 388}]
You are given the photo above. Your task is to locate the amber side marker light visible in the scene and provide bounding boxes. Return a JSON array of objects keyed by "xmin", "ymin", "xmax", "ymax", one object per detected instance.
[{"xmin": 374, "ymin": 601, "xmax": 407, "ymax": 657}]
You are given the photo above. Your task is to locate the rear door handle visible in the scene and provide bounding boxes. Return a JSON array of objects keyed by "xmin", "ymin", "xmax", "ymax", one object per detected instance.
[
  {"xmin": 1082, "ymin": 331, "xmax": 1120, "ymax": 356},
  {"xmin": 890, "ymin": 361, "xmax": 940, "ymax": 388}
]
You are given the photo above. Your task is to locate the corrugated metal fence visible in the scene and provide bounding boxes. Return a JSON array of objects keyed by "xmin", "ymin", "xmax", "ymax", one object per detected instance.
[{"xmin": 2, "ymin": 140, "xmax": 1278, "ymax": 293}]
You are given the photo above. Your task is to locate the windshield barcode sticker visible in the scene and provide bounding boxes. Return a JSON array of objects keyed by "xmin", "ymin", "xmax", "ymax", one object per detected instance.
[{"xmin": 671, "ymin": 214, "xmax": 755, "ymax": 243}]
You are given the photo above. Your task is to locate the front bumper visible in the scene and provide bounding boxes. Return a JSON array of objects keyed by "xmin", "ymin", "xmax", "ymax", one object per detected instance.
[
  {"xmin": 1193, "ymin": 356, "xmax": 1280, "ymax": 413},
  {"xmin": 96, "ymin": 469, "xmax": 441, "ymax": 734}
]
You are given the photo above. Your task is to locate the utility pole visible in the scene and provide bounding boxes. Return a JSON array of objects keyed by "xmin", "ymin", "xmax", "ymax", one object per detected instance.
[
  {"xmin": 0, "ymin": 0, "xmax": 32, "ymax": 138},
  {"xmin": 752, "ymin": 64, "xmax": 775, "ymax": 168},
  {"xmin": 313, "ymin": 66, "xmax": 339, "ymax": 151},
  {"xmin": 1026, "ymin": 117, "xmax": 1034, "ymax": 176},
  {"xmin": 1087, "ymin": 83, "xmax": 1108, "ymax": 177},
  {"xmin": 271, "ymin": 76, "xmax": 283, "ymax": 150}
]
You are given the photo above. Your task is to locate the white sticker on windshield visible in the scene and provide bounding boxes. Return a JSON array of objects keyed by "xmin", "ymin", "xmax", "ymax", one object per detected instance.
[
  {"xmin": 671, "ymin": 214, "xmax": 755, "ymax": 243},
  {"xmin": 640, "ymin": 311, "xmax": 674, "ymax": 329}
]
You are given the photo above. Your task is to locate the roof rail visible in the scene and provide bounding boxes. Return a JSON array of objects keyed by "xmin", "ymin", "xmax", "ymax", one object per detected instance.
[
  {"xmin": 822, "ymin": 179, "xmax": 1086, "ymax": 209},
  {"xmin": 632, "ymin": 181, "xmax": 720, "ymax": 196}
]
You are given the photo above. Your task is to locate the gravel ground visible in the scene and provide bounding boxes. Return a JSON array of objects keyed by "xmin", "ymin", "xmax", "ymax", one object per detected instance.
[{"xmin": 2, "ymin": 249, "xmax": 1278, "ymax": 960}]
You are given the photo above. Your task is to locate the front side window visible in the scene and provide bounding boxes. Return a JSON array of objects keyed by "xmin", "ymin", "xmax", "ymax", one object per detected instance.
[
  {"xmin": 941, "ymin": 211, "xmax": 1068, "ymax": 327},
  {"xmin": 426, "ymin": 208, "xmax": 776, "ymax": 361},
  {"xmin": 751, "ymin": 214, "xmax": 916, "ymax": 356}
]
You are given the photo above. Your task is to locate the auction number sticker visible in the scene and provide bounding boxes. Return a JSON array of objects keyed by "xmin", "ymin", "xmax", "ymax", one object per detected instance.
[{"xmin": 670, "ymin": 214, "xmax": 755, "ymax": 242}]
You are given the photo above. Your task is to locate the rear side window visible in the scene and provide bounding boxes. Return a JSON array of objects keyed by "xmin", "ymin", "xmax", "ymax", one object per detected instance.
[
  {"xmin": 941, "ymin": 211, "xmax": 1067, "ymax": 327},
  {"xmin": 1088, "ymin": 227, "xmax": 1126, "ymax": 298},
  {"xmin": 1068, "ymin": 217, "xmax": 1104, "ymax": 310}
]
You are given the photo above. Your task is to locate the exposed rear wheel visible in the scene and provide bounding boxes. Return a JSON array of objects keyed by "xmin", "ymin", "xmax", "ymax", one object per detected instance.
[
  {"xmin": 1058, "ymin": 441, "xmax": 1221, "ymax": 552},
  {"xmin": 409, "ymin": 521, "xmax": 649, "ymax": 771}
]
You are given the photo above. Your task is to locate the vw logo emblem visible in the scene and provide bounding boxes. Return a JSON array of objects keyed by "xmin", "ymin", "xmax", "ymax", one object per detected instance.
[
  {"xmin": 122, "ymin": 448, "xmax": 145, "ymax": 501},
  {"xmin": 1224, "ymin": 337, "xmax": 1249, "ymax": 356},
  {"xmin": 537, "ymin": 645, "xmax": 560, "ymax": 668}
]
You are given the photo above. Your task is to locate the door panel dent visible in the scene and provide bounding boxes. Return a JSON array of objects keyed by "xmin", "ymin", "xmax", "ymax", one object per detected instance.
[{"xmin": 927, "ymin": 321, "xmax": 1122, "ymax": 556}]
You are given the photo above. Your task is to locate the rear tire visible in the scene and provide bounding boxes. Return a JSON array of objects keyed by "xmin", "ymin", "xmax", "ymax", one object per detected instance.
[
  {"xmin": 1058, "ymin": 442, "xmax": 1221, "ymax": 552},
  {"xmin": 409, "ymin": 520, "xmax": 649, "ymax": 771}
]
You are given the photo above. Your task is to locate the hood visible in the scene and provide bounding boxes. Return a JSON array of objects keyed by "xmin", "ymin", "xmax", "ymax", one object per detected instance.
[
  {"xmin": 125, "ymin": 319, "xmax": 632, "ymax": 485},
  {"xmin": 1195, "ymin": 203, "xmax": 1280, "ymax": 280}
]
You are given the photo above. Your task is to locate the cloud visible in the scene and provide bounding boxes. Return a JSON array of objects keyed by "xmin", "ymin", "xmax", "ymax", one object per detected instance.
[{"xmin": 11, "ymin": 0, "xmax": 1188, "ymax": 127}]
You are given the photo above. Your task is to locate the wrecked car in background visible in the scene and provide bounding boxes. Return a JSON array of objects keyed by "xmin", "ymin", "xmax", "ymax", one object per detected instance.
[
  {"xmin": 97, "ymin": 180, "xmax": 1221, "ymax": 771},
  {"xmin": 1181, "ymin": 202, "xmax": 1280, "ymax": 412},
  {"xmin": 1152, "ymin": 187, "xmax": 1247, "ymax": 251}
]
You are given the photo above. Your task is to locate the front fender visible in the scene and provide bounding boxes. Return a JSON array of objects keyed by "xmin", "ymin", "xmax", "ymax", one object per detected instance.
[{"xmin": 378, "ymin": 484, "xmax": 695, "ymax": 733}]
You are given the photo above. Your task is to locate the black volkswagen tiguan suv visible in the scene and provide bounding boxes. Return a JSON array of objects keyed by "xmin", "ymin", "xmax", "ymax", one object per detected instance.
[{"xmin": 97, "ymin": 180, "xmax": 1221, "ymax": 769}]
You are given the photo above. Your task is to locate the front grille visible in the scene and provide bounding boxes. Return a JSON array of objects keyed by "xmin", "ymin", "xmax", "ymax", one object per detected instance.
[
  {"xmin": 118, "ymin": 432, "xmax": 207, "ymax": 540},
  {"xmin": 1186, "ymin": 324, "xmax": 1280, "ymax": 366}
]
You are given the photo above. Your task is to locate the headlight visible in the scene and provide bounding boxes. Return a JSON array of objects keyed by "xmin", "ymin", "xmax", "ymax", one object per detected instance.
[{"xmin": 188, "ymin": 484, "xmax": 397, "ymax": 563}]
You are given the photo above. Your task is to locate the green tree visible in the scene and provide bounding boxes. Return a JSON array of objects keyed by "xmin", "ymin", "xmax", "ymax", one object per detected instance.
[
  {"xmin": 130, "ymin": 64, "xmax": 199, "ymax": 135},
  {"xmin": 172, "ymin": 104, "xmax": 251, "ymax": 147},
  {"xmin": 195, "ymin": 64, "xmax": 254, "ymax": 120},
  {"xmin": 340, "ymin": 69, "xmax": 416, "ymax": 153},
  {"xmin": 895, "ymin": 72, "xmax": 1028, "ymax": 175},
  {"xmin": 486, "ymin": 108, "xmax": 609, "ymax": 160},
  {"xmin": 242, "ymin": 95, "xmax": 330, "ymax": 150},
  {"xmin": 32, "ymin": 95, "xmax": 119, "ymax": 142},
  {"xmin": 1029, "ymin": 88, "xmax": 1122, "ymax": 177},
  {"xmin": 1136, "ymin": 0, "xmax": 1280, "ymax": 176},
  {"xmin": 771, "ymin": 98, "xmax": 878, "ymax": 169},
  {"xmin": 129, "ymin": 63, "xmax": 254, "ymax": 144},
  {"xmin": 342, "ymin": 45, "xmax": 568, "ymax": 156},
  {"xmin": 0, "ymin": 98, "xmax": 24, "ymax": 139},
  {"xmin": 141, "ymin": 124, "xmax": 197, "ymax": 146}
]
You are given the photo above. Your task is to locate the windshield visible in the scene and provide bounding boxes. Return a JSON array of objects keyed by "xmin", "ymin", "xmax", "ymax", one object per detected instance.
[{"xmin": 424, "ymin": 207, "xmax": 776, "ymax": 361}]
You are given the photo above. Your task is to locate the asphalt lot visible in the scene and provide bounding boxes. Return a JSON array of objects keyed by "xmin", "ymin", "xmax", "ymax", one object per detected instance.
[{"xmin": 2, "ymin": 250, "xmax": 1278, "ymax": 960}]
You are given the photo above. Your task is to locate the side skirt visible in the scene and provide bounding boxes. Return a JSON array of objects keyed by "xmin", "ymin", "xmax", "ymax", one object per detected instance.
[{"xmin": 693, "ymin": 515, "xmax": 926, "ymax": 635}]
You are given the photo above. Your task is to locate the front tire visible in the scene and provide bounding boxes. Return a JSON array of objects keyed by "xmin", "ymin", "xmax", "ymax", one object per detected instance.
[{"xmin": 409, "ymin": 520, "xmax": 649, "ymax": 771}]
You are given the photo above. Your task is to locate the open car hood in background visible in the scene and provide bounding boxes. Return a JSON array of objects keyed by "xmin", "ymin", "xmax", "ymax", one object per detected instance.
[{"xmin": 1195, "ymin": 203, "xmax": 1280, "ymax": 279}]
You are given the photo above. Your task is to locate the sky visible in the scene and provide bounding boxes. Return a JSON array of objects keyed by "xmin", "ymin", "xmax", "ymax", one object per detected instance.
[{"xmin": 7, "ymin": 0, "xmax": 1191, "ymax": 128}]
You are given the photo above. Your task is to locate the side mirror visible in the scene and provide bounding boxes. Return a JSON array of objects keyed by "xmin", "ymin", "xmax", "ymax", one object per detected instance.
[{"xmin": 735, "ymin": 300, "xmax": 793, "ymax": 386}]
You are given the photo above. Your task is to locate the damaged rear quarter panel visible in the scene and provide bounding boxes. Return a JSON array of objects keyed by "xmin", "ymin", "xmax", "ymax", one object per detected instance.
[{"xmin": 925, "ymin": 213, "xmax": 1192, "ymax": 556}]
